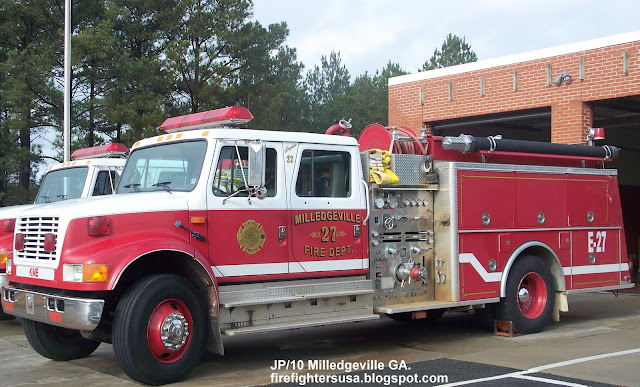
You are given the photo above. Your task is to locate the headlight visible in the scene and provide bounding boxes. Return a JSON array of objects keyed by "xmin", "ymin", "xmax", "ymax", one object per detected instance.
[{"xmin": 63, "ymin": 264, "xmax": 108, "ymax": 282}]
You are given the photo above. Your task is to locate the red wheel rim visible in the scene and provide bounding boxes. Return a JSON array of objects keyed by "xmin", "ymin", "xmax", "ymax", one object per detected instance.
[
  {"xmin": 517, "ymin": 272, "xmax": 547, "ymax": 319},
  {"xmin": 147, "ymin": 298, "xmax": 193, "ymax": 363}
]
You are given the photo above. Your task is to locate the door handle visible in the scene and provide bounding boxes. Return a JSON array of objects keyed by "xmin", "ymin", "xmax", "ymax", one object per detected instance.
[{"xmin": 278, "ymin": 226, "xmax": 286, "ymax": 241}]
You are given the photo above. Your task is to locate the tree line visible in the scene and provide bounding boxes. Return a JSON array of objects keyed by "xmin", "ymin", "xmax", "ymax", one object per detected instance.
[{"xmin": 0, "ymin": 0, "xmax": 476, "ymax": 206}]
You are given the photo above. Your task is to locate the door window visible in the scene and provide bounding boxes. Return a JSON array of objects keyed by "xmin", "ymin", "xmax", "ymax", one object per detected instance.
[
  {"xmin": 295, "ymin": 150, "xmax": 351, "ymax": 198},
  {"xmin": 213, "ymin": 146, "xmax": 278, "ymax": 197}
]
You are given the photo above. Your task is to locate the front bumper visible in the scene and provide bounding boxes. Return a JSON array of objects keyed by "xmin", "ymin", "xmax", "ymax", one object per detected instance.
[{"xmin": 1, "ymin": 285, "xmax": 104, "ymax": 331}]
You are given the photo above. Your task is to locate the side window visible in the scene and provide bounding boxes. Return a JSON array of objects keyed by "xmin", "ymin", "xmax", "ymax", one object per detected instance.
[
  {"xmin": 92, "ymin": 170, "xmax": 114, "ymax": 196},
  {"xmin": 295, "ymin": 150, "xmax": 351, "ymax": 198},
  {"xmin": 213, "ymin": 146, "xmax": 278, "ymax": 197}
]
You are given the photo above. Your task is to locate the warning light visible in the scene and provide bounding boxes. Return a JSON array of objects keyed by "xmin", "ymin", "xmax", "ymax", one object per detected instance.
[
  {"xmin": 71, "ymin": 143, "xmax": 129, "ymax": 160},
  {"xmin": 1, "ymin": 219, "xmax": 15, "ymax": 233},
  {"xmin": 160, "ymin": 106, "xmax": 254, "ymax": 132}
]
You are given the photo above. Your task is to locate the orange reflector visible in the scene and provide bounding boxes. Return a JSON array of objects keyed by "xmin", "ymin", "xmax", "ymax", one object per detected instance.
[
  {"xmin": 191, "ymin": 217, "xmax": 206, "ymax": 224},
  {"xmin": 82, "ymin": 264, "xmax": 108, "ymax": 283}
]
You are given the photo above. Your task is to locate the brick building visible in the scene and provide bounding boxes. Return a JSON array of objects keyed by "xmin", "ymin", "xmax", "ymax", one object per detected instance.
[{"xmin": 388, "ymin": 30, "xmax": 640, "ymax": 267}]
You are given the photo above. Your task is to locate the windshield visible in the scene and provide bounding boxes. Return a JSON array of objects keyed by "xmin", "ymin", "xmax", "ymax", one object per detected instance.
[
  {"xmin": 35, "ymin": 167, "xmax": 89, "ymax": 204},
  {"xmin": 117, "ymin": 140, "xmax": 207, "ymax": 193}
]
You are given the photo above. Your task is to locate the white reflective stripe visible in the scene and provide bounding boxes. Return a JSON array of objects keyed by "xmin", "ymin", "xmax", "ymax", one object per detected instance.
[
  {"xmin": 564, "ymin": 262, "xmax": 630, "ymax": 275},
  {"xmin": 214, "ymin": 262, "xmax": 288, "ymax": 277},
  {"xmin": 459, "ymin": 253, "xmax": 502, "ymax": 282},
  {"xmin": 461, "ymin": 253, "xmax": 629, "ymax": 285},
  {"xmin": 213, "ymin": 258, "xmax": 368, "ymax": 277},
  {"xmin": 295, "ymin": 258, "xmax": 368, "ymax": 273}
]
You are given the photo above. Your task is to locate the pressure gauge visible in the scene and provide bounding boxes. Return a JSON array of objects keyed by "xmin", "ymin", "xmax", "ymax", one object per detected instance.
[
  {"xmin": 375, "ymin": 197, "xmax": 385, "ymax": 209},
  {"xmin": 388, "ymin": 197, "xmax": 398, "ymax": 209},
  {"xmin": 416, "ymin": 199, "xmax": 423, "ymax": 206},
  {"xmin": 404, "ymin": 199, "xmax": 411, "ymax": 207}
]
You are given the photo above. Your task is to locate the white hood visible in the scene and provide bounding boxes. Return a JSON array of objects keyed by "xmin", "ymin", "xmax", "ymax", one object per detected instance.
[
  {"xmin": 0, "ymin": 203, "xmax": 39, "ymax": 221},
  {"xmin": 18, "ymin": 191, "xmax": 189, "ymax": 219}
]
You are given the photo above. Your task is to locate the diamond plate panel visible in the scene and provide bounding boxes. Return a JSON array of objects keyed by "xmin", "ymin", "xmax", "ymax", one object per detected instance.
[
  {"xmin": 433, "ymin": 161, "xmax": 460, "ymax": 303},
  {"xmin": 390, "ymin": 154, "xmax": 431, "ymax": 185}
]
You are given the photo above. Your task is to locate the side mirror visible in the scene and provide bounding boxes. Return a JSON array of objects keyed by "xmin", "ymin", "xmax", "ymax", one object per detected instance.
[{"xmin": 247, "ymin": 140, "xmax": 265, "ymax": 188}]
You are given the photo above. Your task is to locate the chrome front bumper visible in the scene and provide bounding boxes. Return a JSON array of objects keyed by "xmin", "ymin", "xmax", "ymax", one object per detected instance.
[{"xmin": 1, "ymin": 285, "xmax": 104, "ymax": 331}]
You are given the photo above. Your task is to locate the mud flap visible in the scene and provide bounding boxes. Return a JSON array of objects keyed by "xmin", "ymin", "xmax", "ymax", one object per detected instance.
[
  {"xmin": 207, "ymin": 316, "xmax": 224, "ymax": 355},
  {"xmin": 553, "ymin": 292, "xmax": 569, "ymax": 322}
]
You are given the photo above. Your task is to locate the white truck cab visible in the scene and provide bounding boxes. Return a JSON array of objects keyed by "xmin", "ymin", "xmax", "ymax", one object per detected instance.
[{"xmin": 0, "ymin": 143, "xmax": 127, "ymax": 318}]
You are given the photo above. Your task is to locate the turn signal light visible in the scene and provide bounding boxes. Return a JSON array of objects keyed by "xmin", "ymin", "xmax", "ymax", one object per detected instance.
[
  {"xmin": 83, "ymin": 264, "xmax": 108, "ymax": 282},
  {"xmin": 15, "ymin": 233, "xmax": 25, "ymax": 251},
  {"xmin": 0, "ymin": 251, "xmax": 9, "ymax": 263},
  {"xmin": 87, "ymin": 216, "xmax": 111, "ymax": 236},
  {"xmin": 2, "ymin": 219, "xmax": 15, "ymax": 233}
]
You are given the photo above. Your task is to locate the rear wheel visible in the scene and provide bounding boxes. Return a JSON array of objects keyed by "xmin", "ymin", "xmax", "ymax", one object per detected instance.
[
  {"xmin": 113, "ymin": 274, "xmax": 205, "ymax": 385},
  {"xmin": 23, "ymin": 320, "xmax": 100, "ymax": 360},
  {"xmin": 498, "ymin": 256, "xmax": 555, "ymax": 334}
]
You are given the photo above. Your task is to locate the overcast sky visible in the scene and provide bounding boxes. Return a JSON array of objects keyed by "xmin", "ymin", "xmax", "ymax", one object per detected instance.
[{"xmin": 252, "ymin": 0, "xmax": 640, "ymax": 77}]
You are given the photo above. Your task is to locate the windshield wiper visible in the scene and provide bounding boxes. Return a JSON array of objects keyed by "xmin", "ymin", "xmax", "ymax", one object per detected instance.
[
  {"xmin": 40, "ymin": 195, "xmax": 51, "ymax": 203},
  {"xmin": 152, "ymin": 181, "xmax": 172, "ymax": 193},
  {"xmin": 57, "ymin": 194, "xmax": 67, "ymax": 200},
  {"xmin": 124, "ymin": 183, "xmax": 141, "ymax": 192}
]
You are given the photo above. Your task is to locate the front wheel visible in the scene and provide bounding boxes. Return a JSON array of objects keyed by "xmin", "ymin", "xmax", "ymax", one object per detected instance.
[
  {"xmin": 23, "ymin": 320, "xmax": 100, "ymax": 360},
  {"xmin": 113, "ymin": 274, "xmax": 205, "ymax": 385},
  {"xmin": 497, "ymin": 255, "xmax": 555, "ymax": 334}
]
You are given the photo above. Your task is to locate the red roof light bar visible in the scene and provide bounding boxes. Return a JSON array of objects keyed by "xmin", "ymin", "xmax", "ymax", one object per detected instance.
[
  {"xmin": 160, "ymin": 106, "xmax": 254, "ymax": 133},
  {"xmin": 71, "ymin": 143, "xmax": 129, "ymax": 160}
]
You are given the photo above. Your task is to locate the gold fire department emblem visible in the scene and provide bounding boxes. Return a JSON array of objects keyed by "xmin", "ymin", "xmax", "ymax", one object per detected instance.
[{"xmin": 236, "ymin": 220, "xmax": 266, "ymax": 255}]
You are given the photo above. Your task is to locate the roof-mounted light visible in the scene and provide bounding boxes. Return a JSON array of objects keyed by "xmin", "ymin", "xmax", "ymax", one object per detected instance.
[
  {"xmin": 71, "ymin": 143, "xmax": 129, "ymax": 160},
  {"xmin": 160, "ymin": 106, "xmax": 254, "ymax": 133}
]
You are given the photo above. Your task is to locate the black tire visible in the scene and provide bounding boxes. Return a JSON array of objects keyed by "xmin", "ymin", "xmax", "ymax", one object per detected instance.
[
  {"xmin": 497, "ymin": 256, "xmax": 555, "ymax": 334},
  {"xmin": 23, "ymin": 320, "xmax": 100, "ymax": 360},
  {"xmin": 113, "ymin": 274, "xmax": 205, "ymax": 385},
  {"xmin": 387, "ymin": 309, "xmax": 445, "ymax": 323}
]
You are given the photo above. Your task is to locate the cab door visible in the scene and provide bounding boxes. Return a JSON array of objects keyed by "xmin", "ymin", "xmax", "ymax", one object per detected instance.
[
  {"xmin": 285, "ymin": 143, "xmax": 368, "ymax": 277},
  {"xmin": 207, "ymin": 141, "xmax": 289, "ymax": 283}
]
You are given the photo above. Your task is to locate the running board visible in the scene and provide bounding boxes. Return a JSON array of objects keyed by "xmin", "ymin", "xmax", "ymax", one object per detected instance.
[
  {"xmin": 218, "ymin": 276, "xmax": 373, "ymax": 308},
  {"xmin": 221, "ymin": 312, "xmax": 379, "ymax": 336}
]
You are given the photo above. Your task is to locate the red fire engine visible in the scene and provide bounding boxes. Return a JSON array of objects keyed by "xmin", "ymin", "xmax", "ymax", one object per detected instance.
[
  {"xmin": 0, "ymin": 144, "xmax": 127, "ymax": 319},
  {"xmin": 1, "ymin": 107, "xmax": 632, "ymax": 384}
]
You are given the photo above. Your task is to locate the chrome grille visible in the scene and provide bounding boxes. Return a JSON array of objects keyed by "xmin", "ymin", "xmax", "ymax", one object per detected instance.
[{"xmin": 15, "ymin": 216, "xmax": 60, "ymax": 261}]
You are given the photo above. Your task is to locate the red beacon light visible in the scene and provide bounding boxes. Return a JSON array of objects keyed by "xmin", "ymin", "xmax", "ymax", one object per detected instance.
[
  {"xmin": 71, "ymin": 143, "xmax": 129, "ymax": 160},
  {"xmin": 160, "ymin": 106, "xmax": 254, "ymax": 133}
]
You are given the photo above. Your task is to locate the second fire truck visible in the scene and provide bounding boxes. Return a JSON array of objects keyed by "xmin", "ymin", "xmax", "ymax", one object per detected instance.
[
  {"xmin": 0, "ymin": 144, "xmax": 127, "ymax": 319},
  {"xmin": 2, "ymin": 107, "xmax": 633, "ymax": 384}
]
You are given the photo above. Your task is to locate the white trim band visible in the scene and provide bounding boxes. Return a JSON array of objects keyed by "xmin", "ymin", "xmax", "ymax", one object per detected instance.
[
  {"xmin": 460, "ymin": 253, "xmax": 629, "ymax": 283},
  {"xmin": 213, "ymin": 258, "xmax": 369, "ymax": 277}
]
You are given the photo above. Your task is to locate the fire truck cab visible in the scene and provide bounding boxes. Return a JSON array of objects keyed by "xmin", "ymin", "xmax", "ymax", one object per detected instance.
[
  {"xmin": 0, "ymin": 144, "xmax": 127, "ymax": 319},
  {"xmin": 2, "ymin": 107, "xmax": 633, "ymax": 385}
]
